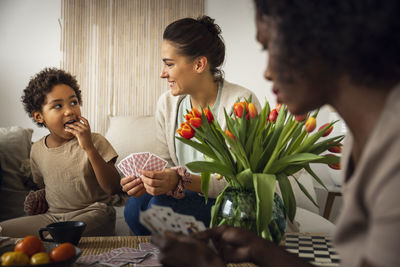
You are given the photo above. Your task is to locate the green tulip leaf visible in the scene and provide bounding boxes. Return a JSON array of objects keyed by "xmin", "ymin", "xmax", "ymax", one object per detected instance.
[
  {"xmin": 269, "ymin": 153, "xmax": 325, "ymax": 173},
  {"xmin": 277, "ymin": 173, "xmax": 296, "ymax": 222},
  {"xmin": 253, "ymin": 173, "xmax": 276, "ymax": 237},
  {"xmin": 304, "ymin": 165, "xmax": 328, "ymax": 190},
  {"xmin": 186, "ymin": 161, "xmax": 234, "ymax": 178},
  {"xmin": 293, "ymin": 177, "xmax": 319, "ymax": 208},
  {"xmin": 201, "ymin": 172, "xmax": 211, "ymax": 203},
  {"xmin": 176, "ymin": 137, "xmax": 218, "ymax": 160},
  {"xmin": 236, "ymin": 169, "xmax": 254, "ymax": 189}
]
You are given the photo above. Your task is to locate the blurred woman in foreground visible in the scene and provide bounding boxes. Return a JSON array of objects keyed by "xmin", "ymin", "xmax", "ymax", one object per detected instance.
[{"xmin": 152, "ymin": 1, "xmax": 400, "ymax": 267}]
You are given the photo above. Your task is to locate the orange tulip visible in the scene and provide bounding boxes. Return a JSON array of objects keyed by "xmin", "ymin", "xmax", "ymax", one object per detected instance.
[
  {"xmin": 268, "ymin": 109, "xmax": 278, "ymax": 123},
  {"xmin": 177, "ymin": 122, "xmax": 195, "ymax": 139},
  {"xmin": 305, "ymin": 117, "xmax": 316, "ymax": 132},
  {"xmin": 191, "ymin": 108, "xmax": 202, "ymax": 118},
  {"xmin": 189, "ymin": 117, "xmax": 202, "ymax": 128},
  {"xmin": 276, "ymin": 103, "xmax": 282, "ymax": 112},
  {"xmin": 234, "ymin": 102, "xmax": 245, "ymax": 118},
  {"xmin": 294, "ymin": 114, "xmax": 307, "ymax": 122},
  {"xmin": 185, "ymin": 113, "xmax": 193, "ymax": 121},
  {"xmin": 225, "ymin": 129, "xmax": 236, "ymax": 140},
  {"xmin": 203, "ymin": 108, "xmax": 214, "ymax": 123},
  {"xmin": 319, "ymin": 123, "xmax": 333, "ymax": 137},
  {"xmin": 248, "ymin": 103, "xmax": 257, "ymax": 118}
]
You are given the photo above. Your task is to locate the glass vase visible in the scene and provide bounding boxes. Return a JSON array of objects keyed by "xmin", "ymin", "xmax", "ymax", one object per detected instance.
[{"xmin": 213, "ymin": 186, "xmax": 286, "ymax": 244}]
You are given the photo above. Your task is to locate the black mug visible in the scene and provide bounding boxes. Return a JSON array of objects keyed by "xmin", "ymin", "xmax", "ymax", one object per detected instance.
[{"xmin": 39, "ymin": 221, "xmax": 86, "ymax": 245}]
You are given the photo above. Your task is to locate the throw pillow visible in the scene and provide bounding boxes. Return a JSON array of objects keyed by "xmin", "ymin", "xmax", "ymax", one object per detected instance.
[
  {"xmin": 0, "ymin": 126, "xmax": 34, "ymax": 221},
  {"xmin": 105, "ymin": 116, "xmax": 157, "ymax": 164}
]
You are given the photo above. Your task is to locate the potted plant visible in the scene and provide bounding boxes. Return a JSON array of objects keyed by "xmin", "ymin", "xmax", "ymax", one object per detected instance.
[{"xmin": 177, "ymin": 97, "xmax": 343, "ymax": 243}]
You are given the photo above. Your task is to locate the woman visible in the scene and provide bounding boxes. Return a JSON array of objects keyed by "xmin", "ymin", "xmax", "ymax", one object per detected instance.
[
  {"xmin": 152, "ymin": 1, "xmax": 400, "ymax": 267},
  {"xmin": 121, "ymin": 16, "xmax": 261, "ymax": 235}
]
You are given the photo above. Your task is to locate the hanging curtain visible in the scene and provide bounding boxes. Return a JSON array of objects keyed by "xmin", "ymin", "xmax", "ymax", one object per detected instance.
[{"xmin": 60, "ymin": 0, "xmax": 204, "ymax": 134}]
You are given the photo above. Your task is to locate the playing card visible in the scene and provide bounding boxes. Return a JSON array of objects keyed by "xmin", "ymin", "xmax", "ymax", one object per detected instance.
[
  {"xmin": 117, "ymin": 158, "xmax": 134, "ymax": 176},
  {"xmin": 139, "ymin": 210, "xmax": 164, "ymax": 235},
  {"xmin": 150, "ymin": 205, "xmax": 185, "ymax": 234},
  {"xmin": 139, "ymin": 242, "xmax": 160, "ymax": 253},
  {"xmin": 142, "ymin": 153, "xmax": 168, "ymax": 172},
  {"xmin": 125, "ymin": 154, "xmax": 137, "ymax": 175},
  {"xmin": 131, "ymin": 152, "xmax": 150, "ymax": 175},
  {"xmin": 174, "ymin": 213, "xmax": 206, "ymax": 234}
]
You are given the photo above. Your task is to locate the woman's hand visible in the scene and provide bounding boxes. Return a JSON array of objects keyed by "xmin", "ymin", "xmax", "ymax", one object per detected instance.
[
  {"xmin": 197, "ymin": 226, "xmax": 312, "ymax": 267},
  {"xmin": 152, "ymin": 231, "xmax": 224, "ymax": 267},
  {"xmin": 120, "ymin": 175, "xmax": 146, "ymax": 197},
  {"xmin": 140, "ymin": 168, "xmax": 179, "ymax": 196},
  {"xmin": 200, "ymin": 225, "xmax": 266, "ymax": 264},
  {"xmin": 64, "ymin": 116, "xmax": 94, "ymax": 151}
]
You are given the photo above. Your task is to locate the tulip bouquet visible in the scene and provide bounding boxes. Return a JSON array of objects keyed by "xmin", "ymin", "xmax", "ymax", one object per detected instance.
[{"xmin": 176, "ymin": 96, "xmax": 343, "ymax": 240}]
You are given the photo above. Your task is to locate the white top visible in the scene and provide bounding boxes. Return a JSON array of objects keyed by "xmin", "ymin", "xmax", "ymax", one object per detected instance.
[
  {"xmin": 155, "ymin": 80, "xmax": 261, "ymax": 198},
  {"xmin": 175, "ymin": 82, "xmax": 222, "ymax": 168}
]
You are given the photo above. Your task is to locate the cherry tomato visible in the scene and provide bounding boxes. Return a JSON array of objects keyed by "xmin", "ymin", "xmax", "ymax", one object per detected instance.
[
  {"xmin": 49, "ymin": 243, "xmax": 76, "ymax": 262},
  {"xmin": 14, "ymin": 236, "xmax": 45, "ymax": 257}
]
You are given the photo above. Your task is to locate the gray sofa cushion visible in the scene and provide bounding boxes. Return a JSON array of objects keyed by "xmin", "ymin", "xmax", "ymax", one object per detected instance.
[{"xmin": 0, "ymin": 127, "xmax": 35, "ymax": 221}]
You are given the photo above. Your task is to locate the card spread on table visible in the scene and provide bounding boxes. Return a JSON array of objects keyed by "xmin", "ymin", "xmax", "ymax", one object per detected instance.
[
  {"xmin": 76, "ymin": 244, "xmax": 161, "ymax": 267},
  {"xmin": 139, "ymin": 205, "xmax": 206, "ymax": 236},
  {"xmin": 117, "ymin": 152, "xmax": 167, "ymax": 177}
]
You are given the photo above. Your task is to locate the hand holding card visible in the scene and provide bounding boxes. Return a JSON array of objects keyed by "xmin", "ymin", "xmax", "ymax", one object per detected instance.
[
  {"xmin": 139, "ymin": 205, "xmax": 205, "ymax": 236},
  {"xmin": 117, "ymin": 152, "xmax": 167, "ymax": 177}
]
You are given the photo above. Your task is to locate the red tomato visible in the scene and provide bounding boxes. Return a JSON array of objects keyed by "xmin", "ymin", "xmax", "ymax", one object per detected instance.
[
  {"xmin": 14, "ymin": 236, "xmax": 45, "ymax": 257},
  {"xmin": 49, "ymin": 243, "xmax": 76, "ymax": 262}
]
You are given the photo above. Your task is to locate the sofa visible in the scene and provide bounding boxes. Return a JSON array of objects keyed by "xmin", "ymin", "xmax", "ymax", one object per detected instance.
[{"xmin": 0, "ymin": 116, "xmax": 335, "ymax": 236}]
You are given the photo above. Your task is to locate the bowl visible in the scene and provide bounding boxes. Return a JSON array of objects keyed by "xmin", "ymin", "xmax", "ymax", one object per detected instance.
[{"xmin": 0, "ymin": 241, "xmax": 82, "ymax": 267}]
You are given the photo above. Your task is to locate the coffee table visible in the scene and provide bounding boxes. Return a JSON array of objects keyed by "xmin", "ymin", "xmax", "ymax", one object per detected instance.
[
  {"xmin": 72, "ymin": 233, "xmax": 339, "ymax": 267},
  {"xmin": 72, "ymin": 236, "xmax": 256, "ymax": 267}
]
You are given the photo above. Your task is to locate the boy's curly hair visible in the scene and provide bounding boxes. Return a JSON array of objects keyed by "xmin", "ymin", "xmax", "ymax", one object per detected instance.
[{"xmin": 21, "ymin": 68, "xmax": 82, "ymax": 127}]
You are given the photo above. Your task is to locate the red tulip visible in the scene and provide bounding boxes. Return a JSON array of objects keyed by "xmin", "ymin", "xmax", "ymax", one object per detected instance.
[
  {"xmin": 319, "ymin": 123, "xmax": 333, "ymax": 137},
  {"xmin": 203, "ymin": 108, "xmax": 214, "ymax": 123},
  {"xmin": 225, "ymin": 129, "xmax": 236, "ymax": 140},
  {"xmin": 305, "ymin": 117, "xmax": 316, "ymax": 132},
  {"xmin": 294, "ymin": 114, "xmax": 307, "ymax": 122},
  {"xmin": 177, "ymin": 122, "xmax": 195, "ymax": 139},
  {"xmin": 189, "ymin": 117, "xmax": 202, "ymax": 128},
  {"xmin": 328, "ymin": 162, "xmax": 341, "ymax": 170},
  {"xmin": 268, "ymin": 109, "xmax": 278, "ymax": 123},
  {"xmin": 328, "ymin": 144, "xmax": 342, "ymax": 153},
  {"xmin": 248, "ymin": 103, "xmax": 257, "ymax": 118}
]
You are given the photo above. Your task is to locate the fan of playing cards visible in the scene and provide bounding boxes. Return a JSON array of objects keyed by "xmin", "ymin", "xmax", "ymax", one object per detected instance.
[
  {"xmin": 117, "ymin": 152, "xmax": 168, "ymax": 177},
  {"xmin": 139, "ymin": 205, "xmax": 206, "ymax": 236}
]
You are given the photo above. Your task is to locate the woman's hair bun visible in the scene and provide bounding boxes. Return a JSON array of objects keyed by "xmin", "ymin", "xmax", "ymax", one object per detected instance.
[{"xmin": 197, "ymin": 15, "xmax": 222, "ymax": 36}]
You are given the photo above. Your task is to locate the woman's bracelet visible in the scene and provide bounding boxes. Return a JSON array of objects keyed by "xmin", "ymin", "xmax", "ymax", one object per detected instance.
[{"xmin": 167, "ymin": 166, "xmax": 192, "ymax": 199}]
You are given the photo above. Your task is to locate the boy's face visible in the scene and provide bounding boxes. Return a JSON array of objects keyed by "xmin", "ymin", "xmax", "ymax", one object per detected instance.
[{"xmin": 32, "ymin": 84, "xmax": 81, "ymax": 145}]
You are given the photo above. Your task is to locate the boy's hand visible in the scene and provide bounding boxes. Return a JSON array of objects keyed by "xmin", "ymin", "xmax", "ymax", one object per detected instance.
[{"xmin": 65, "ymin": 116, "xmax": 95, "ymax": 151}]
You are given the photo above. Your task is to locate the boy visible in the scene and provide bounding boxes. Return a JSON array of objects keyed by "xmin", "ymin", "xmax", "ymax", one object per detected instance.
[{"xmin": 0, "ymin": 68, "xmax": 121, "ymax": 237}]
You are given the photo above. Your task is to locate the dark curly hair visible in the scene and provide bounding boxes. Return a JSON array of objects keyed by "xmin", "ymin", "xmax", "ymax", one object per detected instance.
[
  {"xmin": 21, "ymin": 68, "xmax": 82, "ymax": 127},
  {"xmin": 254, "ymin": 0, "xmax": 400, "ymax": 88},
  {"xmin": 163, "ymin": 15, "xmax": 225, "ymax": 82}
]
